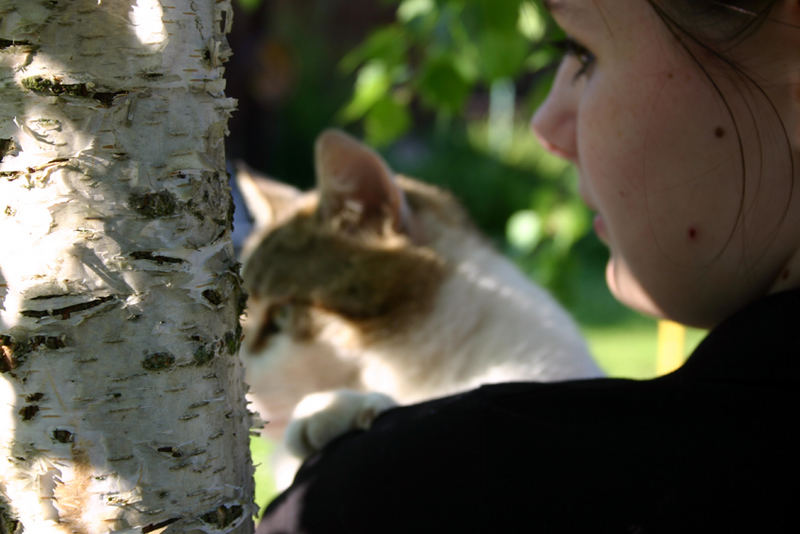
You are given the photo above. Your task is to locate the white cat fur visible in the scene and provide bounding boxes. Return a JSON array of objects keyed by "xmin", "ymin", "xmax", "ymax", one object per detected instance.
[{"xmin": 237, "ymin": 131, "xmax": 603, "ymax": 489}]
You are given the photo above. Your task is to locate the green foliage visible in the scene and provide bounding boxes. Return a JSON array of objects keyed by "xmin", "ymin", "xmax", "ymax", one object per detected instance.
[
  {"xmin": 417, "ymin": 54, "xmax": 471, "ymax": 113},
  {"xmin": 507, "ymin": 210, "xmax": 543, "ymax": 253},
  {"xmin": 365, "ymin": 94, "xmax": 412, "ymax": 146},
  {"xmin": 475, "ymin": 28, "xmax": 530, "ymax": 81},
  {"xmin": 340, "ymin": 60, "xmax": 395, "ymax": 121},
  {"xmin": 340, "ymin": 0, "xmax": 559, "ymax": 145},
  {"xmin": 333, "ymin": 0, "xmax": 601, "ymax": 304}
]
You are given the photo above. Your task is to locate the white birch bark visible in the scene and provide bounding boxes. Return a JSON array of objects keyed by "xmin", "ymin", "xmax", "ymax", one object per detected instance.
[{"xmin": 0, "ymin": 1, "xmax": 253, "ymax": 532}]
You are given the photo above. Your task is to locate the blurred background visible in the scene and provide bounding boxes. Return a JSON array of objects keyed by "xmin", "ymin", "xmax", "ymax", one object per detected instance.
[{"xmin": 223, "ymin": 0, "xmax": 706, "ymax": 511}]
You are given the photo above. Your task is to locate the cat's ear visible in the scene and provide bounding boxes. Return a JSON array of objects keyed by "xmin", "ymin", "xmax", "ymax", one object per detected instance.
[
  {"xmin": 314, "ymin": 129, "xmax": 413, "ymax": 235},
  {"xmin": 235, "ymin": 161, "xmax": 301, "ymax": 228}
]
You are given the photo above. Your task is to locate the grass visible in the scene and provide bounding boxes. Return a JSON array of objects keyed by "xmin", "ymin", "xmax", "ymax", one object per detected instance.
[
  {"xmin": 251, "ymin": 435, "xmax": 276, "ymax": 518},
  {"xmin": 569, "ymin": 263, "xmax": 707, "ymax": 378},
  {"xmin": 584, "ymin": 319, "xmax": 706, "ymax": 378}
]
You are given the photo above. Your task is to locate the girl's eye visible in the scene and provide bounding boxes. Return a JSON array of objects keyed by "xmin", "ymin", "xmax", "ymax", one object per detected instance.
[{"xmin": 550, "ymin": 36, "xmax": 596, "ymax": 82}]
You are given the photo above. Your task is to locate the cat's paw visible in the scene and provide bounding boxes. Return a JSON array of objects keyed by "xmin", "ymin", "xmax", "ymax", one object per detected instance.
[{"xmin": 284, "ymin": 389, "xmax": 397, "ymax": 459}]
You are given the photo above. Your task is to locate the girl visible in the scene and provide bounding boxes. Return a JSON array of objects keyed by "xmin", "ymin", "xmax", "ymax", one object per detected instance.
[{"xmin": 258, "ymin": 1, "xmax": 800, "ymax": 531}]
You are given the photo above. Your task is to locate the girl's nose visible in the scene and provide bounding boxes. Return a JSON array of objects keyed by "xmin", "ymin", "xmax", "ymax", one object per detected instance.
[{"xmin": 530, "ymin": 62, "xmax": 580, "ymax": 162}]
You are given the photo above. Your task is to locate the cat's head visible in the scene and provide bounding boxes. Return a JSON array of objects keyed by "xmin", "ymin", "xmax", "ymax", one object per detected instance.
[{"xmin": 236, "ymin": 130, "xmax": 462, "ymax": 430}]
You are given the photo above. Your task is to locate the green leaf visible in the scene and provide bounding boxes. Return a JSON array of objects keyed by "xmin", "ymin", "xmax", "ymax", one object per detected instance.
[
  {"xmin": 507, "ymin": 209, "xmax": 543, "ymax": 253},
  {"xmin": 364, "ymin": 94, "xmax": 412, "ymax": 146},
  {"xmin": 450, "ymin": 39, "xmax": 481, "ymax": 83},
  {"xmin": 477, "ymin": 29, "xmax": 530, "ymax": 81},
  {"xmin": 548, "ymin": 201, "xmax": 591, "ymax": 251},
  {"xmin": 340, "ymin": 60, "xmax": 393, "ymax": 122},
  {"xmin": 518, "ymin": 1, "xmax": 546, "ymax": 41},
  {"xmin": 477, "ymin": 0, "xmax": 523, "ymax": 31},
  {"xmin": 417, "ymin": 55, "xmax": 471, "ymax": 113},
  {"xmin": 398, "ymin": 0, "xmax": 435, "ymax": 22},
  {"xmin": 339, "ymin": 25, "xmax": 408, "ymax": 74},
  {"xmin": 525, "ymin": 47, "xmax": 558, "ymax": 72}
]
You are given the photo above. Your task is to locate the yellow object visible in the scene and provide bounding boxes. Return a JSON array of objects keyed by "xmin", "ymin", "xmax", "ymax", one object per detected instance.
[{"xmin": 656, "ymin": 320, "xmax": 686, "ymax": 375}]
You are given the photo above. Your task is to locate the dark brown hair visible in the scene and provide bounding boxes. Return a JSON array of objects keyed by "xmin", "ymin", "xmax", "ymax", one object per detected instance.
[{"xmin": 648, "ymin": 1, "xmax": 779, "ymax": 45}]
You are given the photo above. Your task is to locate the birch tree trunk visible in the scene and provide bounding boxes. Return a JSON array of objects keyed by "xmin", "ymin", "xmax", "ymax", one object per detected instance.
[{"xmin": 0, "ymin": 1, "xmax": 253, "ymax": 532}]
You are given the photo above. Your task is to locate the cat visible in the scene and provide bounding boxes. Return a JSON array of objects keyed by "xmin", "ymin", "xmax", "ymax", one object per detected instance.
[{"xmin": 237, "ymin": 129, "xmax": 603, "ymax": 489}]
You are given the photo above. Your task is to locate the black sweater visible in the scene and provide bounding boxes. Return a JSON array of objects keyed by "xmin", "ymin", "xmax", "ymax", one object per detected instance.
[{"xmin": 258, "ymin": 289, "xmax": 800, "ymax": 533}]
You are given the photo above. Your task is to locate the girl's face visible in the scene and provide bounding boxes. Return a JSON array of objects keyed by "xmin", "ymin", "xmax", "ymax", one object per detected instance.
[{"xmin": 532, "ymin": 0, "xmax": 800, "ymax": 327}]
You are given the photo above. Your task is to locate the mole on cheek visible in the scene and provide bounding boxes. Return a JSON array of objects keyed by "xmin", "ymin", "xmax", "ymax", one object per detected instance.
[
  {"xmin": 687, "ymin": 226, "xmax": 698, "ymax": 240},
  {"xmin": 714, "ymin": 126, "xmax": 725, "ymax": 138}
]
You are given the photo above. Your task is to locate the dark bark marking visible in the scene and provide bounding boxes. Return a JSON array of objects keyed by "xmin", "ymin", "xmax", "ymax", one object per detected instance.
[
  {"xmin": 202, "ymin": 289, "xmax": 222, "ymax": 305},
  {"xmin": 142, "ymin": 518, "xmax": 180, "ymax": 533},
  {"xmin": 201, "ymin": 505, "xmax": 243, "ymax": 528},
  {"xmin": 0, "ymin": 39, "xmax": 34, "ymax": 48},
  {"xmin": 129, "ymin": 190, "xmax": 179, "ymax": 218},
  {"xmin": 21, "ymin": 76, "xmax": 126, "ymax": 107},
  {"xmin": 193, "ymin": 344, "xmax": 216, "ymax": 366},
  {"xmin": 0, "ymin": 138, "xmax": 17, "ymax": 162},
  {"xmin": 2, "ymin": 334, "xmax": 68, "ymax": 371},
  {"xmin": 130, "ymin": 251, "xmax": 186, "ymax": 264},
  {"xmin": 142, "ymin": 352, "xmax": 175, "ymax": 371},
  {"xmin": 1, "ymin": 494, "xmax": 22, "ymax": 534},
  {"xmin": 157, "ymin": 446, "xmax": 183, "ymax": 458},
  {"xmin": 19, "ymin": 405, "xmax": 40, "ymax": 421},
  {"xmin": 21, "ymin": 295, "xmax": 115, "ymax": 319},
  {"xmin": 52, "ymin": 429, "xmax": 74, "ymax": 443}
]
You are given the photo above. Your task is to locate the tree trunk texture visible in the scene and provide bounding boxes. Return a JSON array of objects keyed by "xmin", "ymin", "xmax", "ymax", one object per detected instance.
[{"xmin": 0, "ymin": 1, "xmax": 253, "ymax": 532}]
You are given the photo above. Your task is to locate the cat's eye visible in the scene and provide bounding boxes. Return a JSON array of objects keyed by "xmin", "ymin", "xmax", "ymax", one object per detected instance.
[
  {"xmin": 271, "ymin": 304, "xmax": 292, "ymax": 330},
  {"xmin": 248, "ymin": 304, "xmax": 291, "ymax": 353}
]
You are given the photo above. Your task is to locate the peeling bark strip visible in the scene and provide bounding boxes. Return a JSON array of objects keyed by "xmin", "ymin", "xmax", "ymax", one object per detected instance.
[
  {"xmin": 0, "ymin": 1, "xmax": 252, "ymax": 533},
  {"xmin": 20, "ymin": 295, "xmax": 115, "ymax": 319}
]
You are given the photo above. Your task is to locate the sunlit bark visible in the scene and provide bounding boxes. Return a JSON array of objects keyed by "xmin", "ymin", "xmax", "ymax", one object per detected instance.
[{"xmin": 0, "ymin": 1, "xmax": 253, "ymax": 532}]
